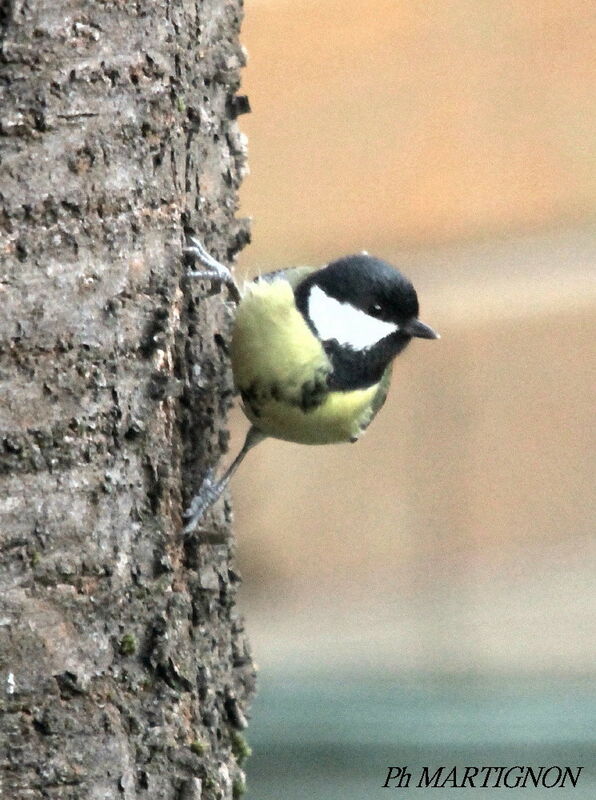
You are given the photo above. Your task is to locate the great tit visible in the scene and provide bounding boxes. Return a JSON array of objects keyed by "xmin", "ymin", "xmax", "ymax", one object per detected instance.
[{"xmin": 183, "ymin": 237, "xmax": 438, "ymax": 531}]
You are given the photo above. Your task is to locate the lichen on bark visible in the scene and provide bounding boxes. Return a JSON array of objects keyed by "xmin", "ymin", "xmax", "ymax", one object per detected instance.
[{"xmin": 0, "ymin": 2, "xmax": 255, "ymax": 798}]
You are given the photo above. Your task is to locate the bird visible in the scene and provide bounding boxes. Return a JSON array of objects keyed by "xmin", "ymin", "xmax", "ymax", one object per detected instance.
[{"xmin": 182, "ymin": 236, "xmax": 438, "ymax": 531}]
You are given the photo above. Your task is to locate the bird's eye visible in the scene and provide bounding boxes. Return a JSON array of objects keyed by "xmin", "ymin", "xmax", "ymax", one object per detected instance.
[{"xmin": 369, "ymin": 303, "xmax": 383, "ymax": 317}]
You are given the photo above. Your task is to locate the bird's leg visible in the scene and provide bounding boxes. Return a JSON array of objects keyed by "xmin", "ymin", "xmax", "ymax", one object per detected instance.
[
  {"xmin": 183, "ymin": 426, "xmax": 266, "ymax": 533},
  {"xmin": 184, "ymin": 235, "xmax": 242, "ymax": 303}
]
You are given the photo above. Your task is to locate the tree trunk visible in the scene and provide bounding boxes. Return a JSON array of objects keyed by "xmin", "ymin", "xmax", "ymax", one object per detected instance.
[{"xmin": 0, "ymin": 2, "xmax": 254, "ymax": 798}]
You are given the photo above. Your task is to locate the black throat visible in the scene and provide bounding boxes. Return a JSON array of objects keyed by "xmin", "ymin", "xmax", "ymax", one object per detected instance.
[{"xmin": 323, "ymin": 334, "xmax": 411, "ymax": 391}]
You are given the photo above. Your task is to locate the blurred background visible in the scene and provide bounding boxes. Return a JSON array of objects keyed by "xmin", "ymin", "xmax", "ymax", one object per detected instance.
[{"xmin": 228, "ymin": 1, "xmax": 595, "ymax": 796}]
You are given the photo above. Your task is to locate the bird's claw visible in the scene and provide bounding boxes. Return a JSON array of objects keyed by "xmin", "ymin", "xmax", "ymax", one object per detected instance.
[
  {"xmin": 183, "ymin": 469, "xmax": 226, "ymax": 533},
  {"xmin": 183, "ymin": 236, "xmax": 241, "ymax": 303}
]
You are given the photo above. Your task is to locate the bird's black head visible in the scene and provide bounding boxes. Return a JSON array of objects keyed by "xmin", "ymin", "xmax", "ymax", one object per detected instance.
[
  {"xmin": 316, "ymin": 253, "xmax": 419, "ymax": 322},
  {"xmin": 295, "ymin": 253, "xmax": 438, "ymax": 351}
]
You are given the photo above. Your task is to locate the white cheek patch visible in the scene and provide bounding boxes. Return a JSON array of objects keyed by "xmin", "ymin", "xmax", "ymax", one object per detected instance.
[{"xmin": 308, "ymin": 285, "xmax": 398, "ymax": 350}]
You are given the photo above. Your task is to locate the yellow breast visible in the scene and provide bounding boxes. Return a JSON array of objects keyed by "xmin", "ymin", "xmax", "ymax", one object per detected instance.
[{"xmin": 230, "ymin": 277, "xmax": 382, "ymax": 444}]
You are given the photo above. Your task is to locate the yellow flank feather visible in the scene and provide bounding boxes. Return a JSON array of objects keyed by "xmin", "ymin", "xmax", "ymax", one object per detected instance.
[
  {"xmin": 231, "ymin": 278, "xmax": 327, "ymax": 396},
  {"xmin": 231, "ymin": 277, "xmax": 382, "ymax": 444},
  {"xmin": 241, "ymin": 383, "xmax": 381, "ymax": 444}
]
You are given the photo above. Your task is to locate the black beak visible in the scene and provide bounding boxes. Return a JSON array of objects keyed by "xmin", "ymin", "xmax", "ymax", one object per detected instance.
[{"xmin": 403, "ymin": 318, "xmax": 440, "ymax": 339}]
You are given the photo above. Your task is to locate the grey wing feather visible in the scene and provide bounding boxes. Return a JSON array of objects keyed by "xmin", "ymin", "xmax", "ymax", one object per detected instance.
[{"xmin": 257, "ymin": 265, "xmax": 315, "ymax": 290}]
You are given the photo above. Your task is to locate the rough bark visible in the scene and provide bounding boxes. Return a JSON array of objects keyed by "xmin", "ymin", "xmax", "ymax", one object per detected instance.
[{"xmin": 0, "ymin": 2, "xmax": 254, "ymax": 798}]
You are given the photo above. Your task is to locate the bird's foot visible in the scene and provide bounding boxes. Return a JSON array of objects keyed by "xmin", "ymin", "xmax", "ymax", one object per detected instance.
[
  {"xmin": 184, "ymin": 236, "xmax": 241, "ymax": 303},
  {"xmin": 183, "ymin": 468, "xmax": 228, "ymax": 533}
]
